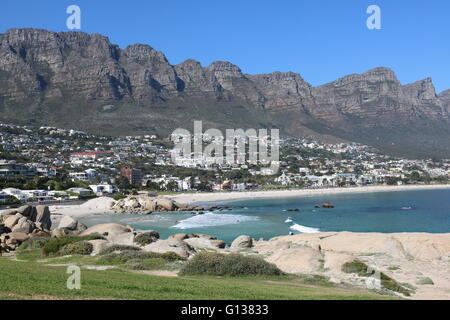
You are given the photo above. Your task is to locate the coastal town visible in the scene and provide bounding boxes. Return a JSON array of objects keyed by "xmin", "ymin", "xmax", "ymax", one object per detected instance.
[{"xmin": 1, "ymin": 122, "xmax": 449, "ymax": 205}]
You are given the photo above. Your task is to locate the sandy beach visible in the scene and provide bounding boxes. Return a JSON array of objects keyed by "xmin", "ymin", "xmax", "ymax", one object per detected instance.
[
  {"xmin": 49, "ymin": 197, "xmax": 116, "ymax": 219},
  {"xmin": 169, "ymin": 184, "xmax": 450, "ymax": 204},
  {"xmin": 46, "ymin": 184, "xmax": 450, "ymax": 219}
]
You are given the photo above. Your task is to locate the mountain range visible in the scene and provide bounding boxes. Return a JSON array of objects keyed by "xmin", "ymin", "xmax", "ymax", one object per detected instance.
[{"xmin": 1, "ymin": 28, "xmax": 450, "ymax": 158}]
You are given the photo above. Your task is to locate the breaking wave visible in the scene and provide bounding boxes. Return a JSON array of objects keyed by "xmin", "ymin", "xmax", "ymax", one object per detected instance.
[
  {"xmin": 172, "ymin": 212, "xmax": 258, "ymax": 229},
  {"xmin": 290, "ymin": 223, "xmax": 320, "ymax": 234}
]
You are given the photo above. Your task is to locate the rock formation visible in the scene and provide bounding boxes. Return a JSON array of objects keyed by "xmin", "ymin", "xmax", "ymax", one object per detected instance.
[
  {"xmin": 2, "ymin": 28, "xmax": 450, "ymax": 157},
  {"xmin": 112, "ymin": 196, "xmax": 202, "ymax": 214},
  {"xmin": 0, "ymin": 205, "xmax": 52, "ymax": 252}
]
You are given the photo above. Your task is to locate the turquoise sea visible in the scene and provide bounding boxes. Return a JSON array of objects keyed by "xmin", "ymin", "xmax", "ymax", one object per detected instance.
[{"xmin": 80, "ymin": 189, "xmax": 450, "ymax": 243}]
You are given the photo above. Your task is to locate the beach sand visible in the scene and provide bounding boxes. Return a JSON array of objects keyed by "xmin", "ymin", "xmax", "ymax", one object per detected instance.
[{"xmin": 49, "ymin": 196, "xmax": 116, "ymax": 219}]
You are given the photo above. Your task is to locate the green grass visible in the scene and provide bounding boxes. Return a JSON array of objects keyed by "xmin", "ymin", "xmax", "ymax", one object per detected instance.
[{"xmin": 0, "ymin": 258, "xmax": 396, "ymax": 300}]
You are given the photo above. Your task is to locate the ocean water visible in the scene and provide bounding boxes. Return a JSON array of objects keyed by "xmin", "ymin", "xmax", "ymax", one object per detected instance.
[{"xmin": 79, "ymin": 189, "xmax": 450, "ymax": 243}]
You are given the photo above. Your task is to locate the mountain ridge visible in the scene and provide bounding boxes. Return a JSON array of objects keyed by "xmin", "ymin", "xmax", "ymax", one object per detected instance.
[{"xmin": 1, "ymin": 28, "xmax": 450, "ymax": 158}]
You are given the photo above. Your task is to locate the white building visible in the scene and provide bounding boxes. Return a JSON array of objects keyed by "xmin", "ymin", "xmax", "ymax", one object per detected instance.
[
  {"xmin": 69, "ymin": 169, "xmax": 98, "ymax": 182},
  {"xmin": 89, "ymin": 184, "xmax": 116, "ymax": 194},
  {"xmin": 274, "ymin": 172, "xmax": 292, "ymax": 186},
  {"xmin": 21, "ymin": 190, "xmax": 53, "ymax": 202},
  {"xmin": 67, "ymin": 188, "xmax": 93, "ymax": 196},
  {"xmin": 2, "ymin": 188, "xmax": 28, "ymax": 201}
]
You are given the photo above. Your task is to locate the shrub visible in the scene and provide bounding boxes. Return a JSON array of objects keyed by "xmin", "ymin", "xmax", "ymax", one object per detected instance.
[
  {"xmin": 342, "ymin": 260, "xmax": 371, "ymax": 276},
  {"xmin": 126, "ymin": 259, "xmax": 146, "ymax": 270},
  {"xmin": 41, "ymin": 235, "xmax": 104, "ymax": 256},
  {"xmin": 101, "ymin": 250, "xmax": 185, "ymax": 264},
  {"xmin": 19, "ymin": 237, "xmax": 50, "ymax": 250},
  {"xmin": 59, "ymin": 241, "xmax": 93, "ymax": 256},
  {"xmin": 161, "ymin": 251, "xmax": 185, "ymax": 262},
  {"xmin": 99, "ymin": 245, "xmax": 141, "ymax": 256},
  {"xmin": 416, "ymin": 277, "xmax": 434, "ymax": 285},
  {"xmin": 179, "ymin": 252, "xmax": 283, "ymax": 277},
  {"xmin": 113, "ymin": 194, "xmax": 127, "ymax": 201},
  {"xmin": 134, "ymin": 232, "xmax": 159, "ymax": 246}
]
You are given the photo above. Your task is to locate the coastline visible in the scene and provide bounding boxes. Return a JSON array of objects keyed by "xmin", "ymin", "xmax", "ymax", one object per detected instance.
[
  {"xmin": 46, "ymin": 184, "xmax": 450, "ymax": 219},
  {"xmin": 169, "ymin": 184, "xmax": 450, "ymax": 204}
]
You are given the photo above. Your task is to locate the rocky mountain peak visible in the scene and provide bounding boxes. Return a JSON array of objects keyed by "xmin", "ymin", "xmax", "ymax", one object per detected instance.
[
  {"xmin": 123, "ymin": 44, "xmax": 168, "ymax": 64},
  {"xmin": 1, "ymin": 28, "xmax": 450, "ymax": 158},
  {"xmin": 403, "ymin": 78, "xmax": 438, "ymax": 100}
]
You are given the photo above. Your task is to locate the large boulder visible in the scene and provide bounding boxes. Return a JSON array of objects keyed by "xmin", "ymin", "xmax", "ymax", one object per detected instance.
[
  {"xmin": 109, "ymin": 232, "xmax": 136, "ymax": 246},
  {"xmin": 0, "ymin": 209, "xmax": 18, "ymax": 222},
  {"xmin": 16, "ymin": 206, "xmax": 33, "ymax": 217},
  {"xmin": 3, "ymin": 215, "xmax": 21, "ymax": 230},
  {"xmin": 143, "ymin": 239, "xmax": 194, "ymax": 258},
  {"xmin": 156, "ymin": 198, "xmax": 175, "ymax": 211},
  {"xmin": 265, "ymin": 247, "xmax": 323, "ymax": 273},
  {"xmin": 184, "ymin": 237, "xmax": 225, "ymax": 250},
  {"xmin": 112, "ymin": 196, "xmax": 194, "ymax": 214},
  {"xmin": 142, "ymin": 198, "xmax": 157, "ymax": 212},
  {"xmin": 173, "ymin": 201, "xmax": 189, "ymax": 210},
  {"xmin": 58, "ymin": 216, "xmax": 78, "ymax": 230},
  {"xmin": 230, "ymin": 235, "xmax": 253, "ymax": 250},
  {"xmin": 81, "ymin": 223, "xmax": 133, "ymax": 238},
  {"xmin": 168, "ymin": 233, "xmax": 189, "ymax": 241},
  {"xmin": 51, "ymin": 228, "xmax": 71, "ymax": 238},
  {"xmin": 11, "ymin": 217, "xmax": 35, "ymax": 233},
  {"xmin": 4, "ymin": 232, "xmax": 30, "ymax": 245},
  {"xmin": 32, "ymin": 206, "xmax": 52, "ymax": 230},
  {"xmin": 57, "ymin": 216, "xmax": 87, "ymax": 235}
]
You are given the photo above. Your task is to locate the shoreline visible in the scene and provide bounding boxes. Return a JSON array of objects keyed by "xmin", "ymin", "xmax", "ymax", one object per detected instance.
[
  {"xmin": 47, "ymin": 184, "xmax": 450, "ymax": 219},
  {"xmin": 169, "ymin": 184, "xmax": 450, "ymax": 204}
]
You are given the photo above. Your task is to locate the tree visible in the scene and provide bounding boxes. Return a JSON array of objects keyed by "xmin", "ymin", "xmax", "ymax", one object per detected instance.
[{"xmin": 165, "ymin": 181, "xmax": 179, "ymax": 192}]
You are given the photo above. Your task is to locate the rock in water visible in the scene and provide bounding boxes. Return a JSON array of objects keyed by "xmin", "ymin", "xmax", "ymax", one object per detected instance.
[{"xmin": 156, "ymin": 198, "xmax": 175, "ymax": 211}]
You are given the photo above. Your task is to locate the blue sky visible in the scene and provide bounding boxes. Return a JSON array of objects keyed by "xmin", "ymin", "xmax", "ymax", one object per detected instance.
[{"xmin": 1, "ymin": 0, "xmax": 449, "ymax": 92}]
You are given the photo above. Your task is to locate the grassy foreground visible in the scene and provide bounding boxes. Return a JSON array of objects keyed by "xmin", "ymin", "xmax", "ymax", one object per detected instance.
[{"xmin": 0, "ymin": 258, "xmax": 395, "ymax": 300}]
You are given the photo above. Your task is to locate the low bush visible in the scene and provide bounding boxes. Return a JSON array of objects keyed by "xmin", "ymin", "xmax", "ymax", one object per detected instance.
[
  {"xmin": 41, "ymin": 235, "xmax": 104, "ymax": 256},
  {"xmin": 113, "ymin": 194, "xmax": 127, "ymax": 201},
  {"xmin": 179, "ymin": 252, "xmax": 284, "ymax": 277},
  {"xmin": 59, "ymin": 241, "xmax": 93, "ymax": 256},
  {"xmin": 99, "ymin": 245, "xmax": 141, "ymax": 256},
  {"xmin": 125, "ymin": 259, "xmax": 146, "ymax": 270},
  {"xmin": 134, "ymin": 232, "xmax": 159, "ymax": 246},
  {"xmin": 161, "ymin": 251, "xmax": 185, "ymax": 262},
  {"xmin": 126, "ymin": 258, "xmax": 167, "ymax": 271},
  {"xmin": 342, "ymin": 260, "xmax": 371, "ymax": 276},
  {"xmin": 18, "ymin": 237, "xmax": 50, "ymax": 250},
  {"xmin": 101, "ymin": 250, "xmax": 185, "ymax": 265},
  {"xmin": 416, "ymin": 277, "xmax": 434, "ymax": 285}
]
